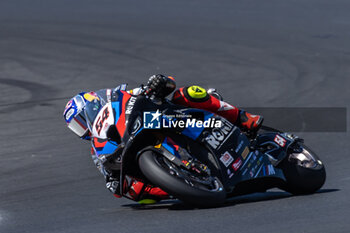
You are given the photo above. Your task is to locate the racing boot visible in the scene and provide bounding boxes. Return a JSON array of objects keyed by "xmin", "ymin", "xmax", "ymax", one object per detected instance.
[
  {"xmin": 138, "ymin": 185, "xmax": 170, "ymax": 204},
  {"xmin": 106, "ymin": 175, "xmax": 122, "ymax": 198},
  {"xmin": 238, "ymin": 110, "xmax": 264, "ymax": 132},
  {"xmin": 123, "ymin": 177, "xmax": 169, "ymax": 204}
]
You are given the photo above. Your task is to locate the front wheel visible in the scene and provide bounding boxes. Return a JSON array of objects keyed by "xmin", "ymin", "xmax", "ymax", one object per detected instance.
[
  {"xmin": 281, "ymin": 145, "xmax": 326, "ymax": 195},
  {"xmin": 138, "ymin": 150, "xmax": 226, "ymax": 206}
]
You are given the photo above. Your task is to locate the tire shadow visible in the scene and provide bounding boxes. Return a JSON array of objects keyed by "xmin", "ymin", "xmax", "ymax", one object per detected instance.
[{"xmin": 122, "ymin": 188, "xmax": 339, "ymax": 211}]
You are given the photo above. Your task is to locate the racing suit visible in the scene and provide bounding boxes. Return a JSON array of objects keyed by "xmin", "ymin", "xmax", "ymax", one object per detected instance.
[{"xmin": 90, "ymin": 75, "xmax": 263, "ymax": 203}]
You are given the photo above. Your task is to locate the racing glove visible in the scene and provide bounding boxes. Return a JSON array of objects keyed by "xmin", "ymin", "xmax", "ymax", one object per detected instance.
[
  {"xmin": 106, "ymin": 175, "xmax": 121, "ymax": 197},
  {"xmin": 147, "ymin": 74, "xmax": 176, "ymax": 98}
]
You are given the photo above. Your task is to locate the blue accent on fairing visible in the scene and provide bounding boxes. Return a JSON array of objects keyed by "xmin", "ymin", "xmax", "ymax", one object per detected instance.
[
  {"xmin": 134, "ymin": 127, "xmax": 144, "ymax": 136},
  {"xmin": 181, "ymin": 111, "xmax": 214, "ymax": 140},
  {"xmin": 81, "ymin": 135, "xmax": 91, "ymax": 140},
  {"xmin": 161, "ymin": 138, "xmax": 181, "ymax": 158},
  {"xmin": 262, "ymin": 165, "xmax": 266, "ymax": 176},
  {"xmin": 94, "ymin": 141, "xmax": 119, "ymax": 156},
  {"xmin": 111, "ymin": 89, "xmax": 125, "ymax": 124},
  {"xmin": 112, "ymin": 101, "xmax": 120, "ymax": 123},
  {"xmin": 162, "ymin": 142, "xmax": 175, "ymax": 155}
]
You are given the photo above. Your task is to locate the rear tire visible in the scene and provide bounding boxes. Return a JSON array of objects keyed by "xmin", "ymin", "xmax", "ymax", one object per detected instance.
[
  {"xmin": 138, "ymin": 150, "xmax": 226, "ymax": 206},
  {"xmin": 281, "ymin": 146, "xmax": 326, "ymax": 195}
]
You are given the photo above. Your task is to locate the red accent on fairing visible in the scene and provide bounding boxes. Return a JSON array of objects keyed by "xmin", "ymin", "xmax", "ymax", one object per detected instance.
[
  {"xmin": 166, "ymin": 137, "xmax": 179, "ymax": 151},
  {"xmin": 93, "ymin": 137, "xmax": 108, "ymax": 148},
  {"xmin": 113, "ymin": 194, "xmax": 122, "ymax": 198},
  {"xmin": 116, "ymin": 91, "xmax": 131, "ymax": 138},
  {"xmin": 172, "ymin": 87, "xmax": 240, "ymax": 124}
]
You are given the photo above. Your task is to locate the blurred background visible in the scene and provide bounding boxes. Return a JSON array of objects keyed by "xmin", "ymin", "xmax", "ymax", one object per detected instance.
[{"xmin": 0, "ymin": 0, "xmax": 349, "ymax": 232}]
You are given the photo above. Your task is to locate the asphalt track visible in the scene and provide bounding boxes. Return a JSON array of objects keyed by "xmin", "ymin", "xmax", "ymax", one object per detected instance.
[{"xmin": 0, "ymin": 1, "xmax": 349, "ymax": 232}]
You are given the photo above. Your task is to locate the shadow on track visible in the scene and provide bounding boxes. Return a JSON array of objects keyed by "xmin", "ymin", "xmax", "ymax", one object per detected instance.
[{"xmin": 122, "ymin": 189, "xmax": 339, "ymax": 211}]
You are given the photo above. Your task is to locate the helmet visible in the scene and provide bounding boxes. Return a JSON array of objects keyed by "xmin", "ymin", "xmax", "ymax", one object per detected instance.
[{"xmin": 63, "ymin": 91, "xmax": 102, "ymax": 138}]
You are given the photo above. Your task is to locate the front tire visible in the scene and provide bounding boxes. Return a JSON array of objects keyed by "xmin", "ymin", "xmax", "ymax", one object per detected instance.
[
  {"xmin": 281, "ymin": 146, "xmax": 326, "ymax": 195},
  {"xmin": 138, "ymin": 150, "xmax": 226, "ymax": 206}
]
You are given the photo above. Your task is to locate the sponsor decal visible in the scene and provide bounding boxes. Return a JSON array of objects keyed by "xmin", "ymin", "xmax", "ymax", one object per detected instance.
[
  {"xmin": 232, "ymin": 157, "xmax": 243, "ymax": 171},
  {"xmin": 256, "ymin": 156, "xmax": 263, "ymax": 166},
  {"xmin": 254, "ymin": 165, "xmax": 264, "ymax": 178},
  {"xmin": 257, "ymin": 156, "xmax": 263, "ymax": 165},
  {"xmin": 247, "ymin": 157, "xmax": 265, "ymax": 178},
  {"xmin": 274, "ymin": 134, "xmax": 287, "ymax": 147},
  {"xmin": 241, "ymin": 147, "xmax": 249, "ymax": 160},
  {"xmin": 220, "ymin": 151, "xmax": 234, "ymax": 167},
  {"xmin": 235, "ymin": 140, "xmax": 244, "ymax": 153},
  {"xmin": 65, "ymin": 108, "xmax": 75, "ymax": 121},
  {"xmin": 249, "ymin": 164, "xmax": 259, "ymax": 177},
  {"xmin": 65, "ymin": 100, "xmax": 73, "ymax": 111},
  {"xmin": 106, "ymin": 89, "xmax": 112, "ymax": 102},
  {"xmin": 267, "ymin": 164, "xmax": 276, "ymax": 175},
  {"xmin": 205, "ymin": 119, "xmax": 234, "ymax": 149},
  {"xmin": 125, "ymin": 96, "xmax": 137, "ymax": 114},
  {"xmin": 240, "ymin": 152, "xmax": 253, "ymax": 169},
  {"xmin": 227, "ymin": 169, "xmax": 234, "ymax": 179}
]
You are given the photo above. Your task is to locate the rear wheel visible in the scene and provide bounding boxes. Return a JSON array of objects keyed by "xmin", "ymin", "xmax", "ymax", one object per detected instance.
[
  {"xmin": 138, "ymin": 150, "xmax": 226, "ymax": 206},
  {"xmin": 281, "ymin": 145, "xmax": 326, "ymax": 194}
]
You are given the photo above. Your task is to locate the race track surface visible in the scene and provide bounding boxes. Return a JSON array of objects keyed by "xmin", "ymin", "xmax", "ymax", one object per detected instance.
[{"xmin": 0, "ymin": 1, "xmax": 349, "ymax": 232}]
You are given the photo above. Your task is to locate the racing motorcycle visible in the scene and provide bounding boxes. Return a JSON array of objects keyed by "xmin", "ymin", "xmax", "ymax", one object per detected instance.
[{"xmin": 88, "ymin": 85, "xmax": 326, "ymax": 206}]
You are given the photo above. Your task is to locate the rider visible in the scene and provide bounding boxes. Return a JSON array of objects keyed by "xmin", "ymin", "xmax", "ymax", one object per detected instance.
[{"xmin": 63, "ymin": 74, "xmax": 263, "ymax": 204}]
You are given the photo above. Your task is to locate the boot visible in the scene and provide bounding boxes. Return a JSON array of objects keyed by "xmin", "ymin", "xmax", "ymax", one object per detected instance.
[{"xmin": 239, "ymin": 110, "xmax": 264, "ymax": 132}]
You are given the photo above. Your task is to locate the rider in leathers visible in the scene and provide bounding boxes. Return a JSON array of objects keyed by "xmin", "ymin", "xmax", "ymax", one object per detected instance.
[{"xmin": 63, "ymin": 74, "xmax": 263, "ymax": 204}]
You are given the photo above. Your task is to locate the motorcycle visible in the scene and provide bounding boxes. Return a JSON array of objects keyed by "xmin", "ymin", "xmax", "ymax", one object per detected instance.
[{"xmin": 88, "ymin": 85, "xmax": 326, "ymax": 206}]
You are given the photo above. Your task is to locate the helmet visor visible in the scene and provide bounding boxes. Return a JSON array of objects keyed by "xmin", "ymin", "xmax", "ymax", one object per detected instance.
[
  {"xmin": 67, "ymin": 111, "xmax": 88, "ymax": 137},
  {"xmin": 85, "ymin": 98, "xmax": 103, "ymax": 130}
]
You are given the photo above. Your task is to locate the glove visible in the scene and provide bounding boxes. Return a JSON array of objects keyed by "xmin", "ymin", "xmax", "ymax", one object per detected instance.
[
  {"xmin": 146, "ymin": 74, "xmax": 176, "ymax": 98},
  {"xmin": 105, "ymin": 175, "xmax": 120, "ymax": 195}
]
